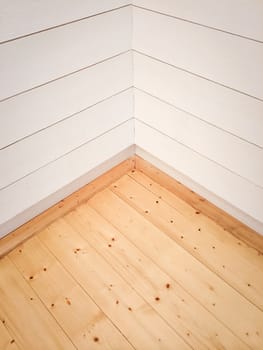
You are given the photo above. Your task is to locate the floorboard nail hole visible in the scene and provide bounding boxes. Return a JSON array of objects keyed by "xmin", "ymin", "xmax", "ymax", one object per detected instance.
[{"xmin": 65, "ymin": 298, "xmax": 71, "ymax": 305}]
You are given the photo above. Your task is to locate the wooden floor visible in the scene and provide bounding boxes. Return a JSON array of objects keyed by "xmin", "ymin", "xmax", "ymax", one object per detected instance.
[{"xmin": 0, "ymin": 169, "xmax": 263, "ymax": 349}]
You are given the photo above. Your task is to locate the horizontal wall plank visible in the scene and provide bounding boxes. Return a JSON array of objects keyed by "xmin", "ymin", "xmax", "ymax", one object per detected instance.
[
  {"xmin": 133, "ymin": 8, "xmax": 263, "ymax": 99},
  {"xmin": 0, "ymin": 52, "xmax": 132, "ymax": 149},
  {"xmin": 0, "ymin": 89, "xmax": 133, "ymax": 190},
  {"xmin": 135, "ymin": 89, "xmax": 263, "ymax": 187},
  {"xmin": 134, "ymin": 52, "xmax": 263, "ymax": 147},
  {"xmin": 0, "ymin": 6, "xmax": 132, "ymax": 100},
  {"xmin": 0, "ymin": 0, "xmax": 130, "ymax": 42},
  {"xmin": 0, "ymin": 155, "xmax": 135, "ymax": 250},
  {"xmin": 135, "ymin": 120, "xmax": 263, "ymax": 224},
  {"xmin": 133, "ymin": 0, "xmax": 263, "ymax": 42},
  {"xmin": 135, "ymin": 154, "xmax": 263, "ymax": 240},
  {"xmin": 0, "ymin": 120, "xmax": 134, "ymax": 228}
]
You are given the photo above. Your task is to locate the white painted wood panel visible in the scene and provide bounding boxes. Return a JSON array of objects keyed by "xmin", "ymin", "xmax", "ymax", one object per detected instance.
[
  {"xmin": 136, "ymin": 146, "xmax": 263, "ymax": 234},
  {"xmin": 135, "ymin": 89, "xmax": 263, "ymax": 187},
  {"xmin": 0, "ymin": 0, "xmax": 130, "ymax": 42},
  {"xmin": 0, "ymin": 146, "xmax": 135, "ymax": 238},
  {"xmin": 134, "ymin": 52, "xmax": 263, "ymax": 147},
  {"xmin": 133, "ymin": 0, "xmax": 263, "ymax": 42},
  {"xmin": 133, "ymin": 8, "xmax": 263, "ymax": 99},
  {"xmin": 0, "ymin": 90, "xmax": 133, "ymax": 190},
  {"xmin": 0, "ymin": 6, "xmax": 132, "ymax": 100},
  {"xmin": 0, "ymin": 52, "xmax": 132, "ymax": 149},
  {"xmin": 135, "ymin": 120, "xmax": 263, "ymax": 224},
  {"xmin": 0, "ymin": 120, "xmax": 134, "ymax": 227}
]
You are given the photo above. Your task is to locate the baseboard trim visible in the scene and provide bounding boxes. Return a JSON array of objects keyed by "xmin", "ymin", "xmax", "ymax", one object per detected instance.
[
  {"xmin": 0, "ymin": 147, "xmax": 135, "ymax": 257},
  {"xmin": 1, "ymin": 146, "xmax": 262, "ymax": 257},
  {"xmin": 135, "ymin": 148, "xmax": 263, "ymax": 253}
]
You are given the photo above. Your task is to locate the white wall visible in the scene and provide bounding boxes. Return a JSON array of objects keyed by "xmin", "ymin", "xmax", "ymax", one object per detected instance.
[
  {"xmin": 1, "ymin": 1, "xmax": 262, "ymax": 237},
  {"xmin": 0, "ymin": 2, "xmax": 133, "ymax": 237},
  {"xmin": 133, "ymin": 2, "xmax": 263, "ymax": 227},
  {"xmin": 0, "ymin": 0, "xmax": 130, "ymax": 42},
  {"xmin": 133, "ymin": 0, "xmax": 263, "ymax": 41}
]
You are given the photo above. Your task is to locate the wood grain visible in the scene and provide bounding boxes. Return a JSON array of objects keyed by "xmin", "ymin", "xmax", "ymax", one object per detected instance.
[
  {"xmin": 90, "ymin": 187, "xmax": 263, "ymax": 350},
  {"xmin": 65, "ymin": 203, "xmax": 249, "ymax": 349},
  {"xmin": 9, "ymin": 236, "xmax": 134, "ymax": 350},
  {"xmin": 0, "ymin": 157, "xmax": 262, "ymax": 349},
  {"xmin": 38, "ymin": 219, "xmax": 190, "ymax": 350},
  {"xmin": 0, "ymin": 257, "xmax": 75, "ymax": 350},
  {"xmin": 135, "ymin": 155, "xmax": 263, "ymax": 253},
  {"xmin": 112, "ymin": 173, "xmax": 263, "ymax": 310},
  {"xmin": 0, "ymin": 157, "xmax": 135, "ymax": 257}
]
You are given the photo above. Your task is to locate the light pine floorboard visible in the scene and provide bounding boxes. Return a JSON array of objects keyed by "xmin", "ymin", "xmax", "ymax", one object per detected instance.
[{"xmin": 1, "ymin": 170, "xmax": 262, "ymax": 349}]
